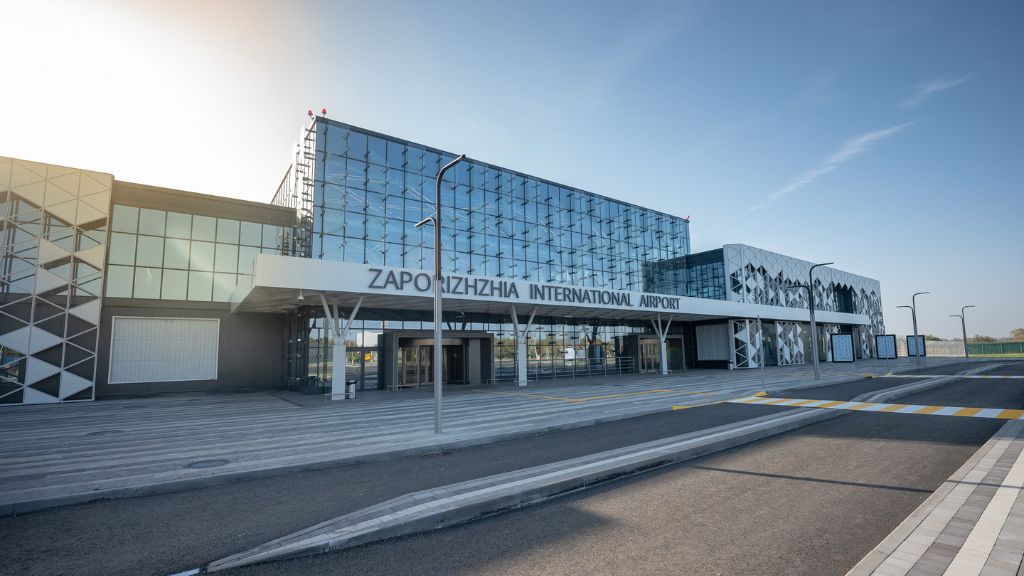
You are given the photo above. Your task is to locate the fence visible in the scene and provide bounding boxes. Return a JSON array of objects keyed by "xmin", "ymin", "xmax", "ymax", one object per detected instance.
[
  {"xmin": 894, "ymin": 339, "xmax": 1024, "ymax": 357},
  {"xmin": 967, "ymin": 342, "xmax": 1024, "ymax": 355}
]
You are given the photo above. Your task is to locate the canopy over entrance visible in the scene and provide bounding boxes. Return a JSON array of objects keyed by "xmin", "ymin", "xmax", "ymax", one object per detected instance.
[{"xmin": 230, "ymin": 255, "xmax": 870, "ymax": 327}]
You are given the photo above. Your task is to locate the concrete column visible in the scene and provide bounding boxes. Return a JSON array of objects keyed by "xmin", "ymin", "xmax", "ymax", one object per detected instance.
[
  {"xmin": 320, "ymin": 293, "xmax": 363, "ymax": 400},
  {"xmin": 332, "ymin": 340, "xmax": 347, "ymax": 391},
  {"xmin": 650, "ymin": 314, "xmax": 674, "ymax": 376},
  {"xmin": 510, "ymin": 305, "xmax": 537, "ymax": 387}
]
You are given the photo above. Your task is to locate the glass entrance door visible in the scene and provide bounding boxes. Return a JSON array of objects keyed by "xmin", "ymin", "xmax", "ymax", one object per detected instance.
[
  {"xmin": 395, "ymin": 338, "xmax": 469, "ymax": 388},
  {"xmin": 443, "ymin": 344, "xmax": 464, "ymax": 384},
  {"xmin": 640, "ymin": 341, "xmax": 661, "ymax": 372}
]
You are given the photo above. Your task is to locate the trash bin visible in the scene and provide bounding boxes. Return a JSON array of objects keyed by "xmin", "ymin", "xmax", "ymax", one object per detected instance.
[
  {"xmin": 727, "ymin": 362, "xmax": 735, "ymax": 371},
  {"xmin": 345, "ymin": 379, "xmax": 357, "ymax": 400}
]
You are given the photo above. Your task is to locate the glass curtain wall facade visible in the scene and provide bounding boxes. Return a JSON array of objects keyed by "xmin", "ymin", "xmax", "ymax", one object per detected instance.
[
  {"xmin": 276, "ymin": 119, "xmax": 695, "ymax": 387},
  {"xmin": 307, "ymin": 120, "xmax": 690, "ymax": 287},
  {"xmin": 104, "ymin": 204, "xmax": 292, "ymax": 302}
]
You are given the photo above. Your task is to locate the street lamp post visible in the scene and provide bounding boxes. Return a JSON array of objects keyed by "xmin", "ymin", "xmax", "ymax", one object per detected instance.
[
  {"xmin": 415, "ymin": 153, "xmax": 466, "ymax": 434},
  {"xmin": 897, "ymin": 291, "xmax": 929, "ymax": 366},
  {"xmin": 951, "ymin": 305, "xmax": 976, "ymax": 359},
  {"xmin": 785, "ymin": 261, "xmax": 833, "ymax": 381}
]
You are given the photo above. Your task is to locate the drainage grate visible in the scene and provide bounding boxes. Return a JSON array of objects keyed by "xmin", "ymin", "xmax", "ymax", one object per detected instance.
[
  {"xmin": 185, "ymin": 459, "xmax": 229, "ymax": 469},
  {"xmin": 86, "ymin": 429, "xmax": 125, "ymax": 437}
]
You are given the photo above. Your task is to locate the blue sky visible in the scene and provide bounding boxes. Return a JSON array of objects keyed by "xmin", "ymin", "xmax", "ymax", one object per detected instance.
[{"xmin": 2, "ymin": 0, "xmax": 1021, "ymax": 339}]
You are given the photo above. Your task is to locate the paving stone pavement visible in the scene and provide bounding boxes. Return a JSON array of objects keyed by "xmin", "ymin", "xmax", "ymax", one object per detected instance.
[
  {"xmin": 848, "ymin": 419, "xmax": 1024, "ymax": 576},
  {"xmin": 0, "ymin": 357, "xmax": 967, "ymax": 515}
]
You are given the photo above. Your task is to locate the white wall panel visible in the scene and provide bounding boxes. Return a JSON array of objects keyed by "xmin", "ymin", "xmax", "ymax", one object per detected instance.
[
  {"xmin": 696, "ymin": 323, "xmax": 730, "ymax": 361},
  {"xmin": 109, "ymin": 317, "xmax": 219, "ymax": 384}
]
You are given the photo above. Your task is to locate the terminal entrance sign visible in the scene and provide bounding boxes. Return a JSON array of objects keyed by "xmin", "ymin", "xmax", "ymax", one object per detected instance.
[{"xmin": 366, "ymin": 267, "xmax": 684, "ymax": 313}]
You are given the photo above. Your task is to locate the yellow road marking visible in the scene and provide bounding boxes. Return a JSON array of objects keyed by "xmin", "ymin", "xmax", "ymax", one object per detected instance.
[
  {"xmin": 476, "ymin": 388, "xmax": 674, "ymax": 404},
  {"xmin": 879, "ymin": 404, "xmax": 910, "ymax": 412},
  {"xmin": 998, "ymin": 409, "xmax": 1024, "ymax": 420},
  {"xmin": 569, "ymin": 389, "xmax": 673, "ymax": 403},
  {"xmin": 953, "ymin": 407, "xmax": 983, "ymax": 417}
]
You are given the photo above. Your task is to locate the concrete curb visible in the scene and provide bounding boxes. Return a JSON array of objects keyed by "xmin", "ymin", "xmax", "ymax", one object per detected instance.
[
  {"xmin": 5, "ymin": 359, "xmax": 972, "ymax": 517},
  {"xmin": 203, "ymin": 364, "xmax": 995, "ymax": 572}
]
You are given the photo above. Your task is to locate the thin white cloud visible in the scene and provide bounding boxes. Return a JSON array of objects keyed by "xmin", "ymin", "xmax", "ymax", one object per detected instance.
[
  {"xmin": 901, "ymin": 75, "xmax": 972, "ymax": 109},
  {"xmin": 750, "ymin": 123, "xmax": 911, "ymax": 210}
]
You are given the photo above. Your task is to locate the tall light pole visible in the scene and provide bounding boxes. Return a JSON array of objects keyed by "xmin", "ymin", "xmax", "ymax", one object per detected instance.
[
  {"xmin": 415, "ymin": 153, "xmax": 465, "ymax": 434},
  {"xmin": 785, "ymin": 261, "xmax": 833, "ymax": 380},
  {"xmin": 898, "ymin": 291, "xmax": 929, "ymax": 366},
  {"xmin": 951, "ymin": 305, "xmax": 975, "ymax": 358}
]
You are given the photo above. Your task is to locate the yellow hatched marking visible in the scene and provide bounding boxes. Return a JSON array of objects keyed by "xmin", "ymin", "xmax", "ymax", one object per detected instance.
[{"xmin": 725, "ymin": 395, "xmax": 1024, "ymax": 421}]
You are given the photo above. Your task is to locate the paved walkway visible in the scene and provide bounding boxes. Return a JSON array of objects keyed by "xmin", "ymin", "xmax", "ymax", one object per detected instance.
[
  {"xmin": 848, "ymin": 419, "xmax": 1024, "ymax": 576},
  {"xmin": 0, "ymin": 358, "xmax": 965, "ymax": 514}
]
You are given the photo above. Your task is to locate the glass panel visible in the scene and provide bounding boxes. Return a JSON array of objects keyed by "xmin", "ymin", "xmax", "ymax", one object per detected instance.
[
  {"xmin": 214, "ymin": 243, "xmax": 238, "ymax": 273},
  {"xmin": 108, "ymin": 232, "xmax": 136, "ymax": 265},
  {"xmin": 161, "ymin": 269, "xmax": 188, "ymax": 300},
  {"xmin": 187, "ymin": 271, "xmax": 213, "ymax": 301},
  {"xmin": 135, "ymin": 235, "xmax": 164, "ymax": 267},
  {"xmin": 348, "ymin": 130, "xmax": 368, "ymax": 160},
  {"xmin": 192, "ymin": 215, "xmax": 216, "ymax": 241},
  {"xmin": 111, "ymin": 205, "xmax": 138, "ymax": 233},
  {"xmin": 240, "ymin": 221, "xmax": 262, "ymax": 246},
  {"xmin": 212, "ymin": 273, "xmax": 236, "ymax": 302},
  {"xmin": 164, "ymin": 238, "xmax": 190, "ymax": 269},
  {"xmin": 387, "ymin": 140, "xmax": 405, "ymax": 169},
  {"xmin": 189, "ymin": 241, "xmax": 215, "ymax": 271},
  {"xmin": 166, "ymin": 212, "xmax": 191, "ymax": 239},
  {"xmin": 237, "ymin": 245, "xmax": 259, "ymax": 275},
  {"xmin": 262, "ymin": 225, "xmax": 281, "ymax": 248},
  {"xmin": 367, "ymin": 135, "xmax": 386, "ymax": 166},
  {"xmin": 133, "ymin": 267, "xmax": 162, "ymax": 299},
  {"xmin": 105, "ymin": 265, "xmax": 134, "ymax": 297},
  {"xmin": 138, "ymin": 208, "xmax": 166, "ymax": 236},
  {"xmin": 216, "ymin": 218, "xmax": 239, "ymax": 243}
]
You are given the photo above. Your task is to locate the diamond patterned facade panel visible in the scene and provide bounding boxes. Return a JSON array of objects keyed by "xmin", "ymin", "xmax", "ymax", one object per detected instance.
[
  {"xmin": 1, "ymin": 157, "xmax": 110, "ymax": 405},
  {"xmin": 775, "ymin": 321, "xmax": 805, "ymax": 365},
  {"xmin": 731, "ymin": 318, "xmax": 763, "ymax": 369},
  {"xmin": 722, "ymin": 244, "xmax": 885, "ymax": 357}
]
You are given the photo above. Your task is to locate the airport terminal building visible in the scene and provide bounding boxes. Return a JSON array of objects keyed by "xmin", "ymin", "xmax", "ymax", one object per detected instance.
[{"xmin": 0, "ymin": 117, "xmax": 884, "ymax": 405}]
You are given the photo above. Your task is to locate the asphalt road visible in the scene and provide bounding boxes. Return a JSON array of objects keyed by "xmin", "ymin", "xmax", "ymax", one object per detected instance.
[
  {"xmin": 219, "ymin": 361, "xmax": 1024, "ymax": 576},
  {"xmin": 1, "ymin": 399, "xmax": 795, "ymax": 576},
  {"xmin": 1, "ymin": 361, "xmax": 1016, "ymax": 576}
]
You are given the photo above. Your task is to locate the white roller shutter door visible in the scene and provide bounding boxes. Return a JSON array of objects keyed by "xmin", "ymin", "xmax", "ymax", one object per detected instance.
[{"xmin": 109, "ymin": 317, "xmax": 219, "ymax": 384}]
